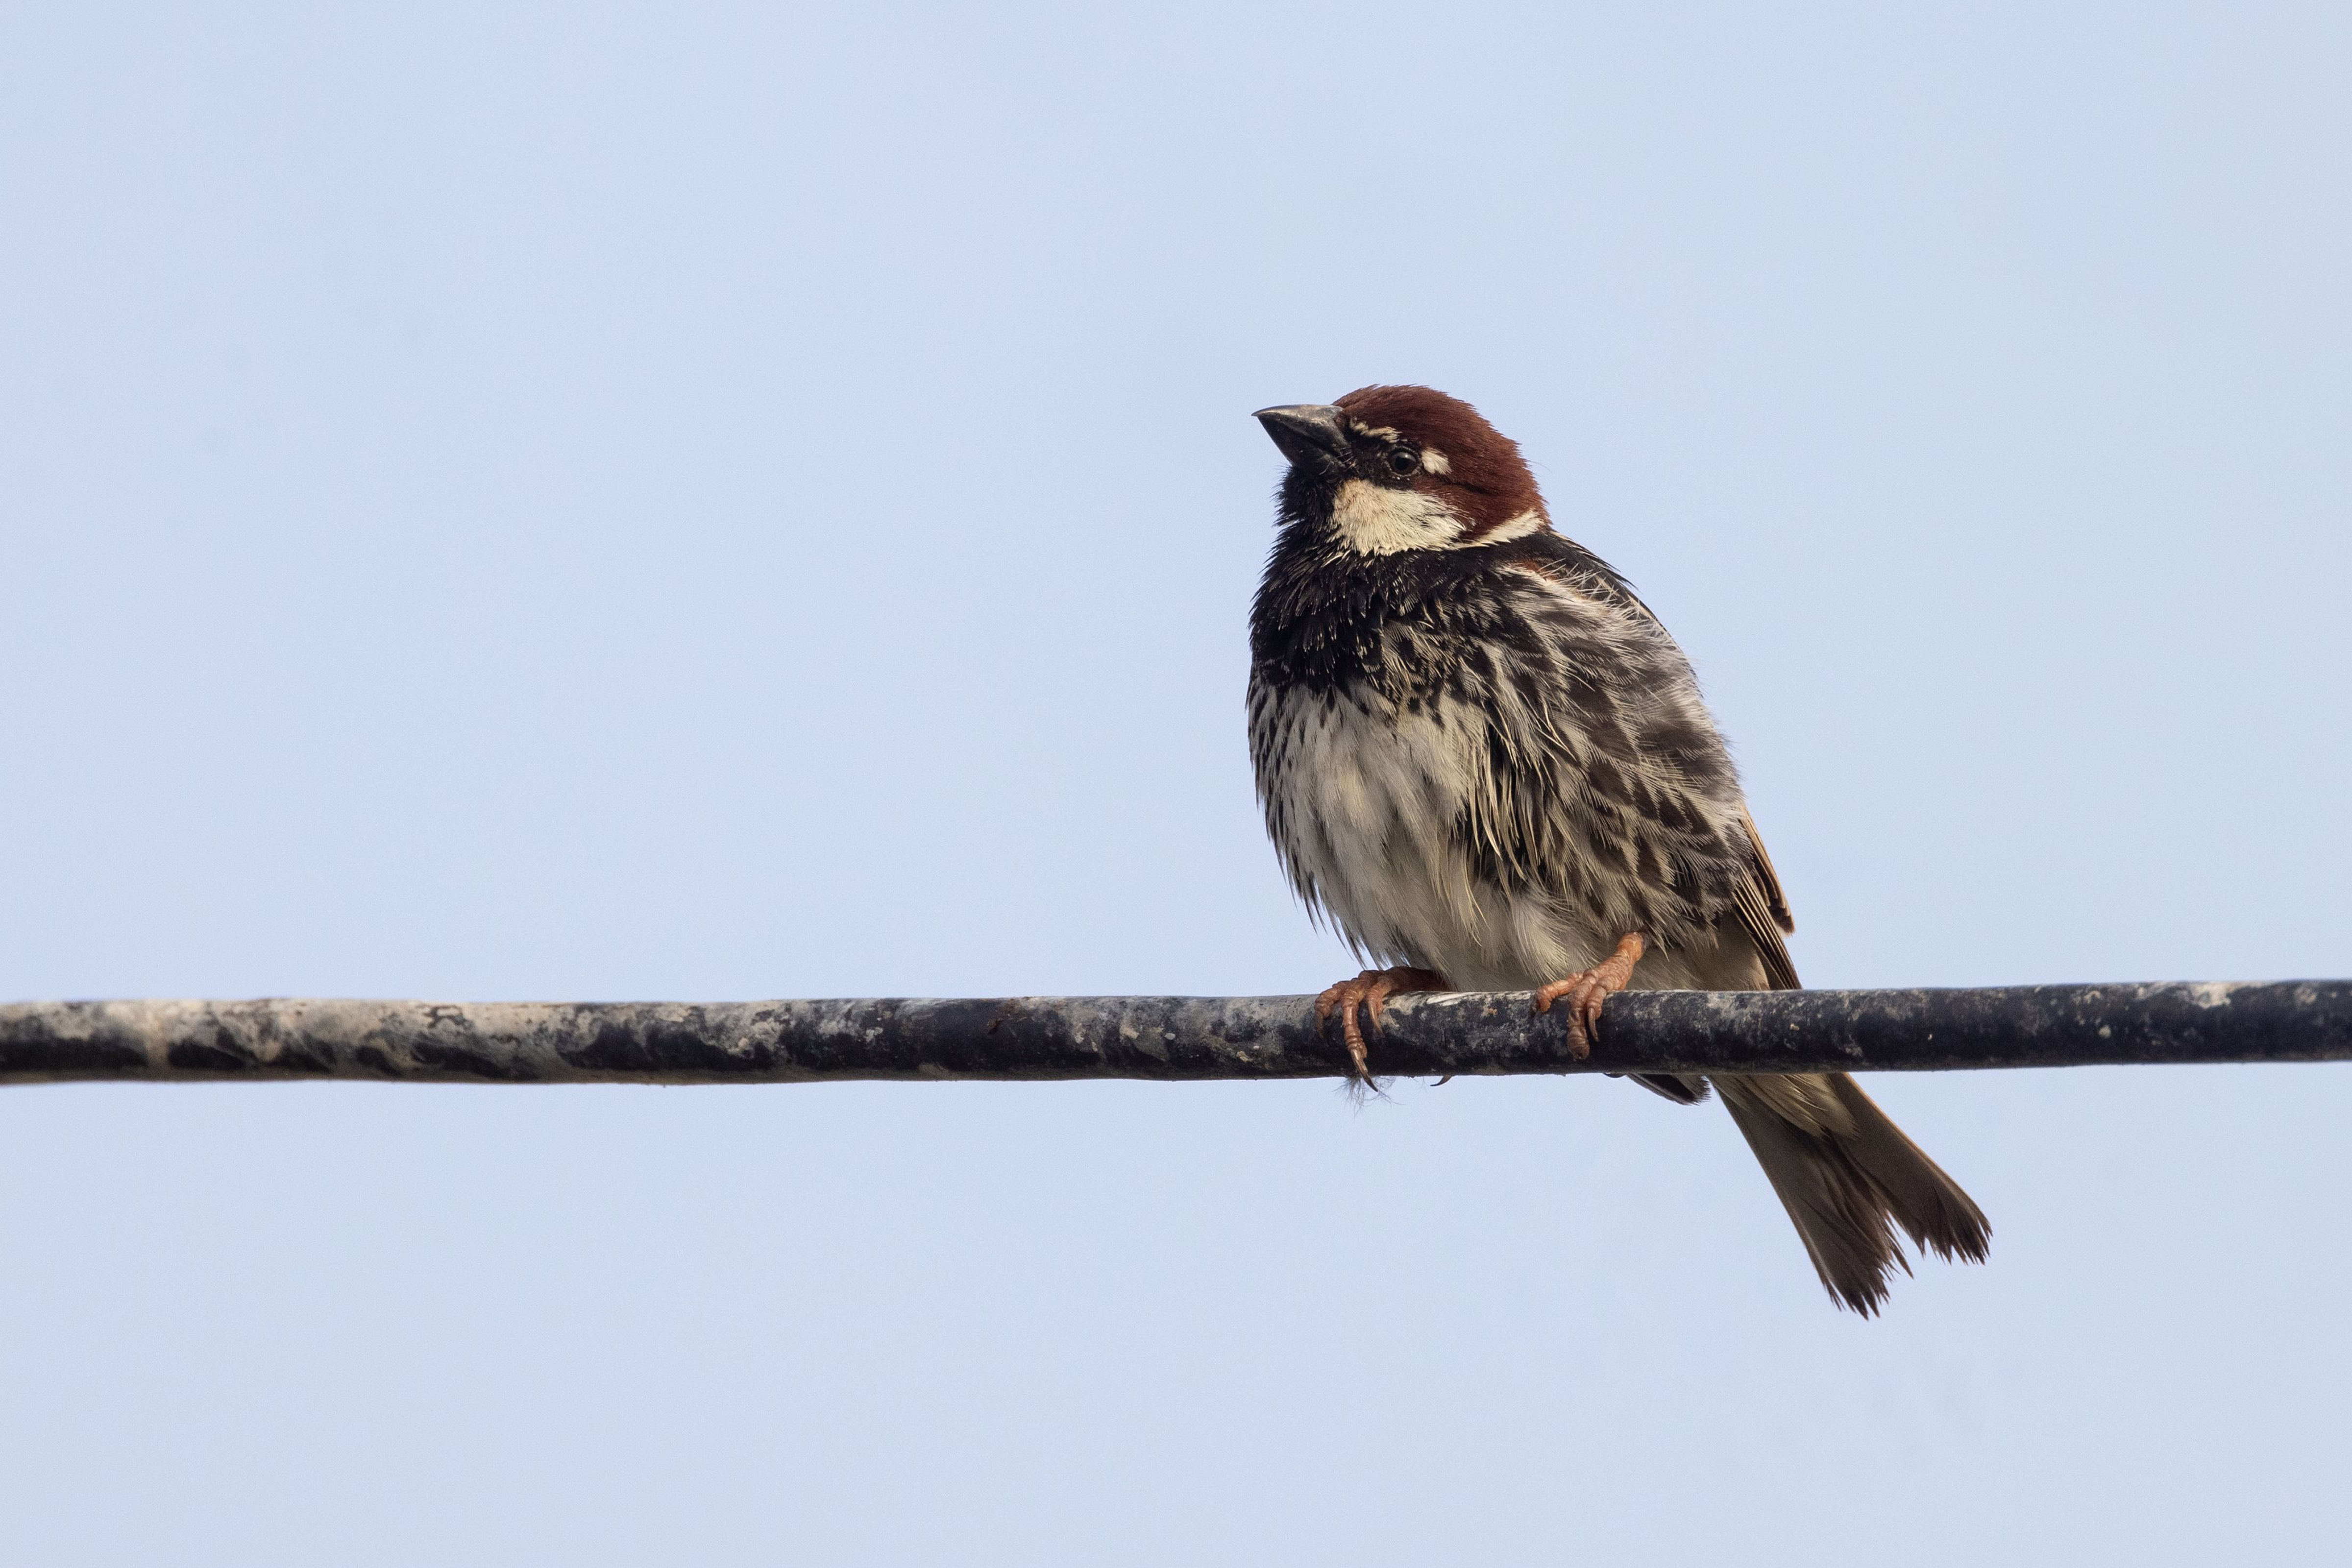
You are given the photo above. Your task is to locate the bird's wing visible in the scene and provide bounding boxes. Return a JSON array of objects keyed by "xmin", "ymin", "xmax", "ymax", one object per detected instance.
[
  {"xmin": 1607, "ymin": 564, "xmax": 1802, "ymax": 987},
  {"xmin": 1731, "ymin": 805, "xmax": 1801, "ymax": 990},
  {"xmin": 1481, "ymin": 540, "xmax": 1797, "ymax": 987}
]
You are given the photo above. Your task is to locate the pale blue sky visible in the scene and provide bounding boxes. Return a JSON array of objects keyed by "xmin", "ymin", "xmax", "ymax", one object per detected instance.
[{"xmin": 4, "ymin": 4, "xmax": 2350, "ymax": 1563}]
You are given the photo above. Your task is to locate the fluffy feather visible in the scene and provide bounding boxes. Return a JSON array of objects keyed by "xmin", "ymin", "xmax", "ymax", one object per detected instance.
[{"xmin": 1248, "ymin": 384, "xmax": 1989, "ymax": 1313}]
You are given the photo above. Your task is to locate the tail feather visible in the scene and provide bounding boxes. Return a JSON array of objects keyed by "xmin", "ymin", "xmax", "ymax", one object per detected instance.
[
  {"xmin": 1824, "ymin": 1074, "xmax": 1992, "ymax": 1265},
  {"xmin": 1622, "ymin": 1071, "xmax": 1711, "ymax": 1105},
  {"xmin": 1716, "ymin": 1072, "xmax": 1989, "ymax": 1315}
]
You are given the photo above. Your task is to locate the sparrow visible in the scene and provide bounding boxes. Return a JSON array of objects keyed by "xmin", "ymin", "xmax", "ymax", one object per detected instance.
[{"xmin": 1246, "ymin": 385, "xmax": 1989, "ymax": 1314}]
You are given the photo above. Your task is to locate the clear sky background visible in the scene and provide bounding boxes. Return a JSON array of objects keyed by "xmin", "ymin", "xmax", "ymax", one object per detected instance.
[{"xmin": 4, "ymin": 3, "xmax": 2350, "ymax": 1563}]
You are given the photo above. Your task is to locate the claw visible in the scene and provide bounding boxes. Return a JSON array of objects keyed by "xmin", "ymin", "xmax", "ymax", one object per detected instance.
[
  {"xmin": 1312, "ymin": 966, "xmax": 1448, "ymax": 1085},
  {"xmin": 1532, "ymin": 933, "xmax": 1647, "ymax": 1061}
]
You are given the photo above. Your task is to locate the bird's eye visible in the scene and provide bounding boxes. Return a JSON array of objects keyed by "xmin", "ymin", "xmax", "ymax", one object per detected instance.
[{"xmin": 1386, "ymin": 448, "xmax": 1420, "ymax": 476}]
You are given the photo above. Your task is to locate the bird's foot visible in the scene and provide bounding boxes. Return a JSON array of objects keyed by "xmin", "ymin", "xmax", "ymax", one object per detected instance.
[
  {"xmin": 1531, "ymin": 933, "xmax": 1647, "ymax": 1060},
  {"xmin": 1314, "ymin": 966, "xmax": 1448, "ymax": 1085}
]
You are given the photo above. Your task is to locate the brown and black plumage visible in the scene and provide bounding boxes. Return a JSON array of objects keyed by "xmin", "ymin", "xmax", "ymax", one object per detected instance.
[{"xmin": 1246, "ymin": 384, "xmax": 1988, "ymax": 1314}]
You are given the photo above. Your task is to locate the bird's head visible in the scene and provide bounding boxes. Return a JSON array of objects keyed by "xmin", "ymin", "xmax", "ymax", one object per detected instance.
[{"xmin": 1253, "ymin": 385, "xmax": 1548, "ymax": 555}]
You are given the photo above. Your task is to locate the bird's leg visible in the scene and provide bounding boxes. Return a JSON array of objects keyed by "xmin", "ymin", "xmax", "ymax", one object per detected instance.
[
  {"xmin": 1313, "ymin": 966, "xmax": 1448, "ymax": 1084},
  {"xmin": 1532, "ymin": 933, "xmax": 1646, "ymax": 1061}
]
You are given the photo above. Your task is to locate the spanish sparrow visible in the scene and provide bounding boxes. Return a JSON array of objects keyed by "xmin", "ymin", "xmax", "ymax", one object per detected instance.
[{"xmin": 1246, "ymin": 385, "xmax": 1989, "ymax": 1314}]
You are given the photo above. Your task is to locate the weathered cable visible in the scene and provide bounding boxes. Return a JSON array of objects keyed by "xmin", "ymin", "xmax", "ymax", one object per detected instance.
[{"xmin": 1, "ymin": 981, "xmax": 2346, "ymax": 1086}]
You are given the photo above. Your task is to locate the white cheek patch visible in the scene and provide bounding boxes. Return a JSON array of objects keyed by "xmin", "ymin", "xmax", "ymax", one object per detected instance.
[
  {"xmin": 1330, "ymin": 479, "xmax": 1466, "ymax": 555},
  {"xmin": 1475, "ymin": 507, "xmax": 1546, "ymax": 545}
]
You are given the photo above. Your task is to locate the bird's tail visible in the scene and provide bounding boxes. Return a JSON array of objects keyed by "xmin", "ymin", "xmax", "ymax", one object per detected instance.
[{"xmin": 1714, "ymin": 1072, "xmax": 1990, "ymax": 1315}]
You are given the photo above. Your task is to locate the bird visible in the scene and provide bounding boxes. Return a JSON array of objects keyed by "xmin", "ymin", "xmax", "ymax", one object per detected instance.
[{"xmin": 1246, "ymin": 384, "xmax": 1989, "ymax": 1314}]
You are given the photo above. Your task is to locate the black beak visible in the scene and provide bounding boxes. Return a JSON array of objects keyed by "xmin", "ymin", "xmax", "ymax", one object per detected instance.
[{"xmin": 1254, "ymin": 404, "xmax": 1352, "ymax": 470}]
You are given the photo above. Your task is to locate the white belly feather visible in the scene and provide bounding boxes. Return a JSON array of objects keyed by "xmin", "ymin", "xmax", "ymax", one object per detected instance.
[{"xmin": 1254, "ymin": 684, "xmax": 1622, "ymax": 990}]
